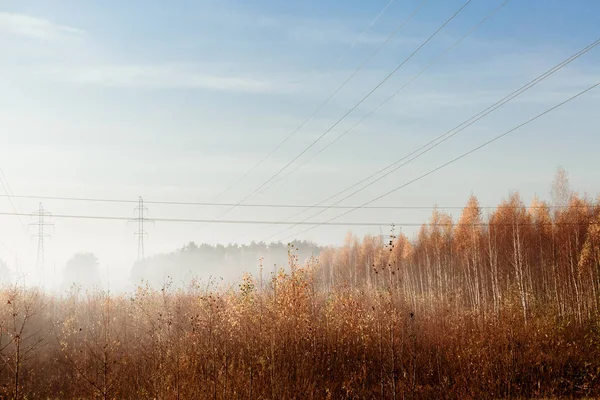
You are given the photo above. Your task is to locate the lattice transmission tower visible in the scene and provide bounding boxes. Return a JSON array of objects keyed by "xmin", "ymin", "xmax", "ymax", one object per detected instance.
[
  {"xmin": 130, "ymin": 196, "xmax": 152, "ymax": 261},
  {"xmin": 30, "ymin": 202, "xmax": 53, "ymax": 284}
]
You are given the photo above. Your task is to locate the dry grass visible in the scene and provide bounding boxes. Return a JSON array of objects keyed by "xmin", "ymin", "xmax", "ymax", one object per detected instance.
[
  {"xmin": 1, "ymin": 190, "xmax": 600, "ymax": 399},
  {"xmin": 0, "ymin": 271, "xmax": 598, "ymax": 399}
]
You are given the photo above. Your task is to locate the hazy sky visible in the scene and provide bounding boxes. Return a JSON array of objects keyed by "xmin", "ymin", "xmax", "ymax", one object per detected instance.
[{"xmin": 0, "ymin": 0, "xmax": 599, "ymax": 287}]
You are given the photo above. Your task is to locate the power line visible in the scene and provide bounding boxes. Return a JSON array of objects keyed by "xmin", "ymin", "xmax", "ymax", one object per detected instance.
[
  {"xmin": 0, "ymin": 194, "xmax": 141, "ymax": 204},
  {"xmin": 336, "ymin": 0, "xmax": 396, "ymax": 63},
  {"xmin": 280, "ymin": 81, "xmax": 600, "ymax": 241},
  {"xmin": 0, "ymin": 167, "xmax": 29, "ymax": 238},
  {"xmin": 0, "ymin": 173, "xmax": 18, "ymax": 259},
  {"xmin": 0, "ymin": 194, "xmax": 588, "ymax": 210},
  {"xmin": 212, "ymin": 0, "xmax": 472, "ymax": 223},
  {"xmin": 257, "ymin": 0, "xmax": 512, "ymax": 195},
  {"xmin": 0, "ymin": 211, "xmax": 597, "ymax": 228},
  {"xmin": 262, "ymin": 37, "xmax": 600, "ymax": 241},
  {"xmin": 213, "ymin": 0, "xmax": 427, "ymax": 200},
  {"xmin": 0, "ymin": 166, "xmax": 33, "ymax": 270}
]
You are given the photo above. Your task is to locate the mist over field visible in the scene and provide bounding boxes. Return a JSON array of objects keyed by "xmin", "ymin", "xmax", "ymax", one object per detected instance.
[{"xmin": 2, "ymin": 0, "xmax": 600, "ymax": 398}]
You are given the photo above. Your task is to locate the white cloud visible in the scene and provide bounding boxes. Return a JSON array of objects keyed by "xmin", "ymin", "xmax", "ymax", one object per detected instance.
[
  {"xmin": 189, "ymin": 5, "xmax": 415, "ymax": 48},
  {"xmin": 259, "ymin": 17, "xmax": 419, "ymax": 47},
  {"xmin": 0, "ymin": 12, "xmax": 85, "ymax": 41},
  {"xmin": 35, "ymin": 64, "xmax": 296, "ymax": 93},
  {"xmin": 288, "ymin": 24, "xmax": 388, "ymax": 46}
]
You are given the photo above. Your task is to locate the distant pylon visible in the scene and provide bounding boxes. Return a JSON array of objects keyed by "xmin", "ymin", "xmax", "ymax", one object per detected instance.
[
  {"xmin": 30, "ymin": 202, "xmax": 53, "ymax": 284},
  {"xmin": 129, "ymin": 196, "xmax": 152, "ymax": 261}
]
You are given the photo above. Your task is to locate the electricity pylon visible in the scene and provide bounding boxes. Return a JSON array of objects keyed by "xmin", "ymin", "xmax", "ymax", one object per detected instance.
[{"xmin": 30, "ymin": 202, "xmax": 53, "ymax": 285}]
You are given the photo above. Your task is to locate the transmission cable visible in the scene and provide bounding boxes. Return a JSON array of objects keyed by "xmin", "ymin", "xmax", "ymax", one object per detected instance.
[
  {"xmin": 0, "ymin": 194, "xmax": 587, "ymax": 211},
  {"xmin": 256, "ymin": 0, "xmax": 511, "ymax": 196},
  {"xmin": 261, "ymin": 37, "xmax": 600, "ymax": 241},
  {"xmin": 0, "ymin": 211, "xmax": 597, "ymax": 228},
  {"xmin": 0, "ymin": 167, "xmax": 30, "ymax": 239},
  {"xmin": 279, "ymin": 81, "xmax": 600, "ymax": 241},
  {"xmin": 212, "ymin": 0, "xmax": 427, "ymax": 200},
  {"xmin": 212, "ymin": 0, "xmax": 472, "ymax": 225},
  {"xmin": 336, "ymin": 0, "xmax": 397, "ymax": 63}
]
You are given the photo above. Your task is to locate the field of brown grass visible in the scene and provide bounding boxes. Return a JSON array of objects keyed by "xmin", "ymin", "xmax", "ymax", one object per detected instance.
[{"xmin": 1, "ymin": 190, "xmax": 599, "ymax": 399}]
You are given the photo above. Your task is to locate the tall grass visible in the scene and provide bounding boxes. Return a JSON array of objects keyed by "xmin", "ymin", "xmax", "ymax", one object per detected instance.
[{"xmin": 1, "ymin": 190, "xmax": 599, "ymax": 399}]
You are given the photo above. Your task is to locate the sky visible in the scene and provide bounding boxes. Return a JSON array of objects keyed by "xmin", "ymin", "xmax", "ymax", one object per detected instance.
[{"xmin": 0, "ymin": 0, "xmax": 599, "ymax": 289}]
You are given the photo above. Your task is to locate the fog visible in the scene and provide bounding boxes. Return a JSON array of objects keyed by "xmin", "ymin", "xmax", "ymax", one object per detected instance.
[
  {"xmin": 0, "ymin": 240, "xmax": 323, "ymax": 294},
  {"xmin": 130, "ymin": 240, "xmax": 322, "ymax": 289}
]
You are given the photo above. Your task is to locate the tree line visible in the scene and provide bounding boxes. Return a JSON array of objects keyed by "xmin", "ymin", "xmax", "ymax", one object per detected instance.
[{"xmin": 316, "ymin": 168, "xmax": 599, "ymax": 322}]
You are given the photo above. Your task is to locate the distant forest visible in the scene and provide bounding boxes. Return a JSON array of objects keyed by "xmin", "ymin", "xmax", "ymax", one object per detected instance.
[{"xmin": 131, "ymin": 240, "xmax": 323, "ymax": 286}]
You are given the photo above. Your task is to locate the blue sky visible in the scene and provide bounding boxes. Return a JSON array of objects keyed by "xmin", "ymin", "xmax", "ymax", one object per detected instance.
[{"xmin": 0, "ymin": 0, "xmax": 599, "ymax": 288}]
